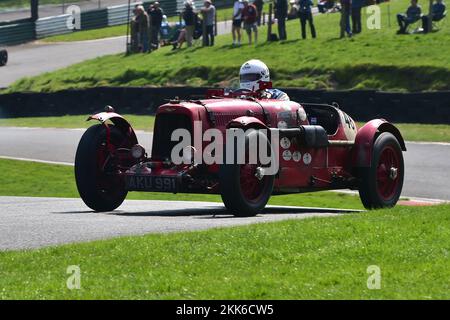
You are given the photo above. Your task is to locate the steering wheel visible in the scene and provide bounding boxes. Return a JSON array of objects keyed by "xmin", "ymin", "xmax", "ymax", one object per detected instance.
[{"xmin": 231, "ymin": 88, "xmax": 255, "ymax": 97}]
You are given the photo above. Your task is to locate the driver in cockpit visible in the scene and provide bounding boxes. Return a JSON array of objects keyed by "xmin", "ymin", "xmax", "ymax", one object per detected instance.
[{"xmin": 238, "ymin": 59, "xmax": 290, "ymax": 101}]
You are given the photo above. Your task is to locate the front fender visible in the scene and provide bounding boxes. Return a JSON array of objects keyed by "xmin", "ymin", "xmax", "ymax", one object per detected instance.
[
  {"xmin": 352, "ymin": 119, "xmax": 406, "ymax": 167},
  {"xmin": 88, "ymin": 111, "xmax": 138, "ymax": 144},
  {"xmin": 226, "ymin": 116, "xmax": 267, "ymax": 129}
]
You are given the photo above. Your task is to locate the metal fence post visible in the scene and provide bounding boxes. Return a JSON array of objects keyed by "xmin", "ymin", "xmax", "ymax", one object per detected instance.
[{"xmin": 267, "ymin": 4, "xmax": 272, "ymax": 41}]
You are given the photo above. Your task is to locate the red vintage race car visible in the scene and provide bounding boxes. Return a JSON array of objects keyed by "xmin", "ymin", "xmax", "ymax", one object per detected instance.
[{"xmin": 75, "ymin": 86, "xmax": 406, "ymax": 216}]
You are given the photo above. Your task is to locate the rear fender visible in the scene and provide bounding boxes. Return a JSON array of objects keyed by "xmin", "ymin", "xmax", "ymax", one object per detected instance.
[
  {"xmin": 352, "ymin": 119, "xmax": 406, "ymax": 167},
  {"xmin": 88, "ymin": 112, "xmax": 138, "ymax": 145}
]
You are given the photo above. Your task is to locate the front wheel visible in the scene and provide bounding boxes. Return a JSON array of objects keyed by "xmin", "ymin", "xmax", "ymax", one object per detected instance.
[
  {"xmin": 358, "ymin": 132, "xmax": 405, "ymax": 209},
  {"xmin": 75, "ymin": 124, "xmax": 129, "ymax": 211},
  {"xmin": 219, "ymin": 129, "xmax": 275, "ymax": 217}
]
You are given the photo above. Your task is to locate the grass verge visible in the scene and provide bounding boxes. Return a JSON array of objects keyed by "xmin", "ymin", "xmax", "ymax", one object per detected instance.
[
  {"xmin": 0, "ymin": 114, "xmax": 156, "ymax": 131},
  {"xmin": 0, "ymin": 158, "xmax": 365, "ymax": 209},
  {"xmin": 1, "ymin": 116, "xmax": 449, "ymax": 143},
  {"xmin": 0, "ymin": 204, "xmax": 449, "ymax": 299},
  {"xmin": 8, "ymin": 0, "xmax": 450, "ymax": 93}
]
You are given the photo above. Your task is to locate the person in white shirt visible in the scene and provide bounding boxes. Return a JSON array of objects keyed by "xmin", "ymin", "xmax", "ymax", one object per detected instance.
[{"xmin": 232, "ymin": 0, "xmax": 245, "ymax": 46}]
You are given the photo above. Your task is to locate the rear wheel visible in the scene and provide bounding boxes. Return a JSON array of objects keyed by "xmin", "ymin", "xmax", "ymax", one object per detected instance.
[
  {"xmin": 0, "ymin": 50, "xmax": 7, "ymax": 66},
  {"xmin": 358, "ymin": 132, "xmax": 404, "ymax": 209},
  {"xmin": 75, "ymin": 124, "xmax": 129, "ymax": 211},
  {"xmin": 220, "ymin": 129, "xmax": 275, "ymax": 217}
]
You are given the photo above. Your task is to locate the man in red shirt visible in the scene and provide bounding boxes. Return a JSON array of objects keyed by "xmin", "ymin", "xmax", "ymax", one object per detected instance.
[{"xmin": 242, "ymin": 0, "xmax": 258, "ymax": 44}]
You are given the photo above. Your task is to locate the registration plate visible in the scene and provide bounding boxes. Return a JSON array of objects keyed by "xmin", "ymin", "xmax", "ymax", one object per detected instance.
[{"xmin": 126, "ymin": 175, "xmax": 178, "ymax": 192}]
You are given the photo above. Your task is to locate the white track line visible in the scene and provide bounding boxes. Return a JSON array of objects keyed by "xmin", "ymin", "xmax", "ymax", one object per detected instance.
[{"xmin": 0, "ymin": 156, "xmax": 74, "ymax": 166}]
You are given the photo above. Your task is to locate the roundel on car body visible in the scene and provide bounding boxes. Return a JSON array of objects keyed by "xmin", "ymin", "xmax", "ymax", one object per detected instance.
[
  {"xmin": 280, "ymin": 137, "xmax": 291, "ymax": 149},
  {"xmin": 277, "ymin": 120, "xmax": 288, "ymax": 129},
  {"xmin": 303, "ymin": 152, "xmax": 312, "ymax": 165},
  {"xmin": 292, "ymin": 151, "xmax": 301, "ymax": 162},
  {"xmin": 282, "ymin": 150, "xmax": 292, "ymax": 161}
]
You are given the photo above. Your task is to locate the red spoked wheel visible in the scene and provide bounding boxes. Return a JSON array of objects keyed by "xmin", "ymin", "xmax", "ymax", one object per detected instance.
[
  {"xmin": 376, "ymin": 146, "xmax": 401, "ymax": 201},
  {"xmin": 220, "ymin": 129, "xmax": 275, "ymax": 217},
  {"xmin": 240, "ymin": 164, "xmax": 271, "ymax": 203},
  {"xmin": 358, "ymin": 132, "xmax": 404, "ymax": 209},
  {"xmin": 75, "ymin": 124, "xmax": 134, "ymax": 211}
]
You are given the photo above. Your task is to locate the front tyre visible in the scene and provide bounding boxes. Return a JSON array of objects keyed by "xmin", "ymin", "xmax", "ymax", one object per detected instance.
[
  {"xmin": 358, "ymin": 132, "xmax": 404, "ymax": 209},
  {"xmin": 75, "ymin": 124, "xmax": 128, "ymax": 211},
  {"xmin": 220, "ymin": 129, "xmax": 275, "ymax": 217}
]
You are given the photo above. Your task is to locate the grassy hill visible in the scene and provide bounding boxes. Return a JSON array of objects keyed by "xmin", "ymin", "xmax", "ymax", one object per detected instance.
[{"xmin": 7, "ymin": 0, "xmax": 450, "ymax": 93}]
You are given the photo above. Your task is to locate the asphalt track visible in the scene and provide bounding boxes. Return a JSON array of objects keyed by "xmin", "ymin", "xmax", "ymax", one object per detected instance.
[
  {"xmin": 1, "ymin": 127, "xmax": 449, "ymax": 200},
  {"xmin": 0, "ymin": 196, "xmax": 358, "ymax": 250}
]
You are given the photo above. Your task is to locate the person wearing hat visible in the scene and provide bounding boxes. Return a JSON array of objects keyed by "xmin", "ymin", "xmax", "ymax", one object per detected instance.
[
  {"xmin": 201, "ymin": 0, "xmax": 216, "ymax": 46},
  {"xmin": 148, "ymin": 2, "xmax": 164, "ymax": 50}
]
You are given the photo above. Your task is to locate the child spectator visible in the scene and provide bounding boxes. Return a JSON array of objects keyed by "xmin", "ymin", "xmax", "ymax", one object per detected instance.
[{"xmin": 242, "ymin": 0, "xmax": 258, "ymax": 44}]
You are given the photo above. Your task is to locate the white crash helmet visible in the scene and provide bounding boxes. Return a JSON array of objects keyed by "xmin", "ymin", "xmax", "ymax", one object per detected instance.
[{"xmin": 239, "ymin": 59, "xmax": 270, "ymax": 91}]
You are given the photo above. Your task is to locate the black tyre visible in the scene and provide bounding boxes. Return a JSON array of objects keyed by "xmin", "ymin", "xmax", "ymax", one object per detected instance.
[
  {"xmin": 0, "ymin": 50, "xmax": 7, "ymax": 67},
  {"xmin": 220, "ymin": 129, "xmax": 275, "ymax": 217},
  {"xmin": 358, "ymin": 132, "xmax": 404, "ymax": 209},
  {"xmin": 75, "ymin": 124, "xmax": 128, "ymax": 211}
]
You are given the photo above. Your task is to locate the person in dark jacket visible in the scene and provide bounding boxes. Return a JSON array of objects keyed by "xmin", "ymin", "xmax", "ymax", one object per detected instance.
[
  {"xmin": 275, "ymin": 0, "xmax": 288, "ymax": 40},
  {"xmin": 421, "ymin": 0, "xmax": 446, "ymax": 33},
  {"xmin": 396, "ymin": 0, "xmax": 422, "ymax": 34},
  {"xmin": 148, "ymin": 2, "xmax": 164, "ymax": 50},
  {"xmin": 298, "ymin": 0, "xmax": 316, "ymax": 39},
  {"xmin": 340, "ymin": 0, "xmax": 352, "ymax": 38},
  {"xmin": 183, "ymin": 1, "xmax": 197, "ymax": 47},
  {"xmin": 351, "ymin": 0, "xmax": 363, "ymax": 34},
  {"xmin": 253, "ymin": 0, "xmax": 264, "ymax": 25}
]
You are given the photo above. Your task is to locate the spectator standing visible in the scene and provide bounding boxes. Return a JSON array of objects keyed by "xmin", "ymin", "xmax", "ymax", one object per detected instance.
[
  {"xmin": 183, "ymin": 1, "xmax": 197, "ymax": 47},
  {"xmin": 339, "ymin": 0, "xmax": 352, "ymax": 38},
  {"xmin": 130, "ymin": 5, "xmax": 140, "ymax": 53},
  {"xmin": 253, "ymin": 0, "xmax": 264, "ymax": 25},
  {"xmin": 136, "ymin": 5, "xmax": 150, "ymax": 52},
  {"xmin": 396, "ymin": 0, "xmax": 422, "ymax": 34},
  {"xmin": 351, "ymin": 0, "xmax": 363, "ymax": 34},
  {"xmin": 148, "ymin": 2, "xmax": 164, "ymax": 50},
  {"xmin": 242, "ymin": 0, "xmax": 258, "ymax": 44},
  {"xmin": 298, "ymin": 0, "xmax": 316, "ymax": 39},
  {"xmin": 275, "ymin": 0, "xmax": 288, "ymax": 40},
  {"xmin": 201, "ymin": 0, "xmax": 216, "ymax": 46},
  {"xmin": 232, "ymin": 0, "xmax": 245, "ymax": 46},
  {"xmin": 421, "ymin": 0, "xmax": 446, "ymax": 33}
]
